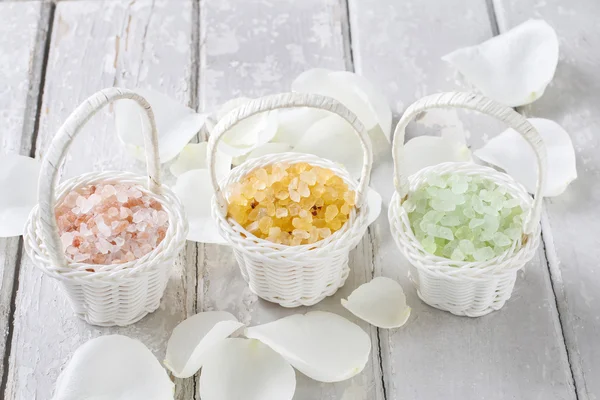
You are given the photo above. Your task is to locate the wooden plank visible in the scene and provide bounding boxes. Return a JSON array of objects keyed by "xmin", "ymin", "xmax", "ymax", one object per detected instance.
[
  {"xmin": 348, "ymin": 0, "xmax": 576, "ymax": 398},
  {"xmin": 198, "ymin": 0, "xmax": 384, "ymax": 398},
  {"xmin": 0, "ymin": 0, "xmax": 45, "ymax": 388},
  {"xmin": 3, "ymin": 1, "xmax": 197, "ymax": 399},
  {"xmin": 494, "ymin": 1, "xmax": 600, "ymax": 398}
]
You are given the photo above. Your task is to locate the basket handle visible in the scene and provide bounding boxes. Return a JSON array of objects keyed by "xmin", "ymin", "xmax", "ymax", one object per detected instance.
[
  {"xmin": 38, "ymin": 87, "xmax": 161, "ymax": 269},
  {"xmin": 392, "ymin": 92, "xmax": 546, "ymax": 235},
  {"xmin": 207, "ymin": 92, "xmax": 373, "ymax": 213}
]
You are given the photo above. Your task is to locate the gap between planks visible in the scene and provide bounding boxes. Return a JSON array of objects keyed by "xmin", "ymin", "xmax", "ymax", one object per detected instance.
[
  {"xmin": 0, "ymin": 1, "xmax": 55, "ymax": 396},
  {"xmin": 189, "ymin": 0, "xmax": 202, "ymax": 396},
  {"xmin": 340, "ymin": 0, "xmax": 387, "ymax": 398}
]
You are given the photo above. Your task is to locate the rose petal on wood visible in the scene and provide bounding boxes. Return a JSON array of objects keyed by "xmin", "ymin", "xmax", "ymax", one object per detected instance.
[
  {"xmin": 245, "ymin": 311, "xmax": 371, "ymax": 383},
  {"xmin": 342, "ymin": 277, "xmax": 411, "ymax": 329}
]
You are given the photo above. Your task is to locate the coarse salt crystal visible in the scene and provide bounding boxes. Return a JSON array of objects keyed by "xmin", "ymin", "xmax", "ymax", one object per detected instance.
[
  {"xmin": 226, "ymin": 162, "xmax": 355, "ymax": 246},
  {"xmin": 55, "ymin": 183, "xmax": 169, "ymax": 265},
  {"xmin": 60, "ymin": 232, "xmax": 74, "ymax": 250}
]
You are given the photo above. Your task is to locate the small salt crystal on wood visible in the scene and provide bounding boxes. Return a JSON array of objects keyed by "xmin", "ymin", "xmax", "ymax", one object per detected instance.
[{"xmin": 55, "ymin": 183, "xmax": 169, "ymax": 265}]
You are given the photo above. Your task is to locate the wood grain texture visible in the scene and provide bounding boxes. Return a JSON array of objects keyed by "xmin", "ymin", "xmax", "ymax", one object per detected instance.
[
  {"xmin": 494, "ymin": 1, "xmax": 600, "ymax": 398},
  {"xmin": 3, "ymin": 1, "xmax": 197, "ymax": 399},
  {"xmin": 0, "ymin": 0, "xmax": 44, "ymax": 387},
  {"xmin": 348, "ymin": 0, "xmax": 575, "ymax": 398},
  {"xmin": 198, "ymin": 0, "xmax": 384, "ymax": 398}
]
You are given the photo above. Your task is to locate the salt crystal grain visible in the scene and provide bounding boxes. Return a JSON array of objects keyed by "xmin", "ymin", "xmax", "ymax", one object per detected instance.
[
  {"xmin": 289, "ymin": 189, "xmax": 301, "ymax": 203},
  {"xmin": 63, "ymin": 192, "xmax": 79, "ymax": 207},
  {"xmin": 247, "ymin": 221, "xmax": 260, "ymax": 232},
  {"xmin": 151, "ymin": 210, "xmax": 159, "ymax": 223},
  {"xmin": 55, "ymin": 183, "xmax": 169, "ymax": 265},
  {"xmin": 80, "ymin": 223, "xmax": 91, "ymax": 236},
  {"xmin": 406, "ymin": 173, "xmax": 526, "ymax": 262},
  {"xmin": 503, "ymin": 198, "xmax": 520, "ymax": 209},
  {"xmin": 256, "ymin": 168, "xmax": 269, "ymax": 184},
  {"xmin": 89, "ymin": 193, "xmax": 102, "ymax": 206},
  {"xmin": 157, "ymin": 211, "xmax": 168, "ymax": 225},
  {"xmin": 129, "ymin": 189, "xmax": 143, "ymax": 199},
  {"xmin": 298, "ymin": 181, "xmax": 311, "ymax": 197},
  {"xmin": 120, "ymin": 207, "xmax": 129, "ymax": 219},
  {"xmin": 101, "ymin": 185, "xmax": 116, "ymax": 199},
  {"xmin": 133, "ymin": 211, "xmax": 145, "ymax": 223},
  {"xmin": 292, "ymin": 229, "xmax": 310, "ymax": 239},
  {"xmin": 95, "ymin": 216, "xmax": 111, "ymax": 237},
  {"xmin": 132, "ymin": 244, "xmax": 143, "ymax": 259},
  {"xmin": 73, "ymin": 253, "xmax": 90, "ymax": 262},
  {"xmin": 97, "ymin": 238, "xmax": 112, "ymax": 254},
  {"xmin": 116, "ymin": 191, "xmax": 128, "ymax": 203},
  {"xmin": 300, "ymin": 171, "xmax": 317, "ymax": 186},
  {"xmin": 80, "ymin": 198, "xmax": 94, "ymax": 214},
  {"xmin": 61, "ymin": 232, "xmax": 74, "ymax": 250},
  {"xmin": 66, "ymin": 246, "xmax": 78, "ymax": 255},
  {"xmin": 317, "ymin": 228, "xmax": 332, "ymax": 239}
]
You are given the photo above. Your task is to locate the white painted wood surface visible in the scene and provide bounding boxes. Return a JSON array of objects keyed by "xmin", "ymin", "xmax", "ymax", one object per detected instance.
[
  {"xmin": 0, "ymin": 0, "xmax": 596, "ymax": 399},
  {"xmin": 494, "ymin": 1, "xmax": 600, "ymax": 399},
  {"xmin": 3, "ymin": 2, "xmax": 196, "ymax": 399},
  {"xmin": 348, "ymin": 0, "xmax": 575, "ymax": 398},
  {"xmin": 0, "ymin": 1, "xmax": 44, "ymax": 388},
  {"xmin": 199, "ymin": 0, "xmax": 384, "ymax": 398}
]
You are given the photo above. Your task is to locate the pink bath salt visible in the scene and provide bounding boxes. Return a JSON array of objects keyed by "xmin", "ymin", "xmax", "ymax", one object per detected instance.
[{"xmin": 55, "ymin": 183, "xmax": 169, "ymax": 265}]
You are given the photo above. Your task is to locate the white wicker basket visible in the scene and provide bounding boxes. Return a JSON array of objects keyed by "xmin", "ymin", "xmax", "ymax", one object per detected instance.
[
  {"xmin": 23, "ymin": 88, "xmax": 188, "ymax": 326},
  {"xmin": 208, "ymin": 93, "xmax": 373, "ymax": 307},
  {"xmin": 388, "ymin": 92, "xmax": 546, "ymax": 317}
]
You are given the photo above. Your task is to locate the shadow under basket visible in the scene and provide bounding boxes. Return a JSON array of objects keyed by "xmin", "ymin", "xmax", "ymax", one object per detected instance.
[
  {"xmin": 207, "ymin": 93, "xmax": 374, "ymax": 308},
  {"xmin": 388, "ymin": 92, "xmax": 546, "ymax": 317},
  {"xmin": 23, "ymin": 88, "xmax": 188, "ymax": 326}
]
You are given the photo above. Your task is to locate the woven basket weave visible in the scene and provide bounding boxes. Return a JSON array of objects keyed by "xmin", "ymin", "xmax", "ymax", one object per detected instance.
[
  {"xmin": 388, "ymin": 92, "xmax": 546, "ymax": 317},
  {"xmin": 208, "ymin": 93, "xmax": 373, "ymax": 307},
  {"xmin": 24, "ymin": 88, "xmax": 188, "ymax": 326}
]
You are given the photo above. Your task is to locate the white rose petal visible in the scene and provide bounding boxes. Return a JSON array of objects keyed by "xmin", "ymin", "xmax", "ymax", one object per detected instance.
[
  {"xmin": 0, "ymin": 154, "xmax": 40, "ymax": 237},
  {"xmin": 474, "ymin": 118, "xmax": 576, "ymax": 197},
  {"xmin": 271, "ymin": 107, "xmax": 329, "ymax": 146},
  {"xmin": 245, "ymin": 142, "xmax": 294, "ymax": 161},
  {"xmin": 366, "ymin": 187, "xmax": 382, "ymax": 226},
  {"xmin": 169, "ymin": 142, "xmax": 232, "ymax": 179},
  {"xmin": 442, "ymin": 19, "xmax": 559, "ymax": 107},
  {"xmin": 342, "ymin": 277, "xmax": 411, "ymax": 329},
  {"xmin": 292, "ymin": 68, "xmax": 392, "ymax": 142},
  {"xmin": 164, "ymin": 311, "xmax": 244, "ymax": 378},
  {"xmin": 52, "ymin": 335, "xmax": 174, "ymax": 400},
  {"xmin": 402, "ymin": 133, "xmax": 472, "ymax": 177},
  {"xmin": 115, "ymin": 88, "xmax": 206, "ymax": 163},
  {"xmin": 200, "ymin": 338, "xmax": 296, "ymax": 400},
  {"xmin": 245, "ymin": 311, "xmax": 371, "ymax": 383},
  {"xmin": 208, "ymin": 97, "xmax": 279, "ymax": 157},
  {"xmin": 294, "ymin": 114, "xmax": 364, "ymax": 179},
  {"xmin": 172, "ymin": 169, "xmax": 226, "ymax": 244}
]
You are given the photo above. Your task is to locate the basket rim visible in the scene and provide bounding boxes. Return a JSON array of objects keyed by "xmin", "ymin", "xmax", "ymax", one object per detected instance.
[
  {"xmin": 388, "ymin": 161, "xmax": 540, "ymax": 273},
  {"xmin": 212, "ymin": 152, "xmax": 369, "ymax": 253},
  {"xmin": 24, "ymin": 171, "xmax": 188, "ymax": 281}
]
